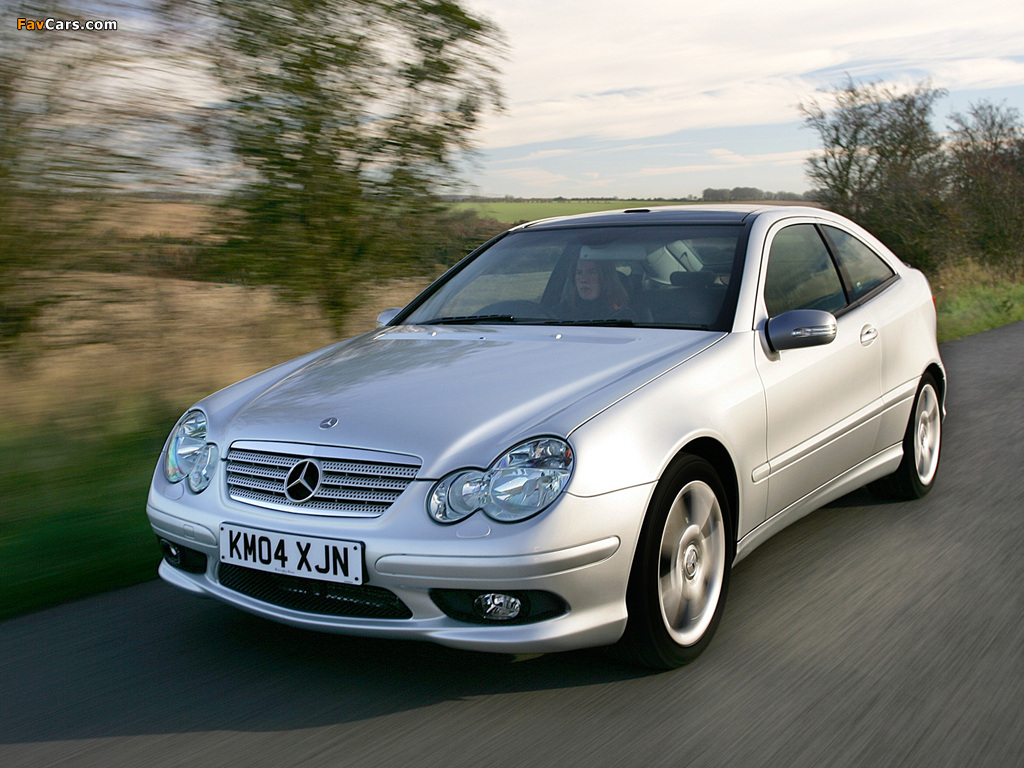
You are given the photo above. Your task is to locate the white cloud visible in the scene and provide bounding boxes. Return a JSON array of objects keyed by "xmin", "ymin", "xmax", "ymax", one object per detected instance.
[
  {"xmin": 933, "ymin": 57, "xmax": 1024, "ymax": 91},
  {"xmin": 466, "ymin": 0, "xmax": 1024, "ymax": 147},
  {"xmin": 489, "ymin": 167, "xmax": 571, "ymax": 188},
  {"xmin": 477, "ymin": 77, "xmax": 819, "ymax": 147},
  {"xmin": 460, "ymin": 0, "xmax": 1024, "ymax": 195},
  {"xmin": 519, "ymin": 148, "xmax": 578, "ymax": 161},
  {"xmin": 633, "ymin": 149, "xmax": 810, "ymax": 178}
]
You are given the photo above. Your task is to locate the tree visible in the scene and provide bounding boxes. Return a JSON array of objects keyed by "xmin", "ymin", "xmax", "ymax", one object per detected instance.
[
  {"xmin": 2, "ymin": 1, "xmax": 164, "ymax": 344},
  {"xmin": 204, "ymin": 0, "xmax": 504, "ymax": 320},
  {"xmin": 800, "ymin": 79, "xmax": 948, "ymax": 270},
  {"xmin": 730, "ymin": 187, "xmax": 764, "ymax": 201},
  {"xmin": 702, "ymin": 188, "xmax": 730, "ymax": 202},
  {"xmin": 947, "ymin": 101, "xmax": 1024, "ymax": 274}
]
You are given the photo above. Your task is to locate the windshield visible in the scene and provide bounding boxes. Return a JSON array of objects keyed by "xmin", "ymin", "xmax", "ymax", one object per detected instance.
[{"xmin": 401, "ymin": 224, "xmax": 748, "ymax": 331}]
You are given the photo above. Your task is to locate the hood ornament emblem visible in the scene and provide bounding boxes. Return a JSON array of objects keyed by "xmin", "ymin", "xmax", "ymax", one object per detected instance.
[{"xmin": 319, "ymin": 417, "xmax": 339, "ymax": 430}]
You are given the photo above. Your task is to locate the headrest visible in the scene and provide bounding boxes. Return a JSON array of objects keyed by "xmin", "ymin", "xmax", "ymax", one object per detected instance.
[{"xmin": 670, "ymin": 270, "xmax": 715, "ymax": 287}]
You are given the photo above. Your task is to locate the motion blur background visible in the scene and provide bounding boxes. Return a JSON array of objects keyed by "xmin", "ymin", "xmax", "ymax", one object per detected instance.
[{"xmin": 2, "ymin": 0, "xmax": 1023, "ymax": 618}]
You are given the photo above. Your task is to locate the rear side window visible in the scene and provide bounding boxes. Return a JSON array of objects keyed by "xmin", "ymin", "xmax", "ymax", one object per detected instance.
[
  {"xmin": 763, "ymin": 224, "xmax": 846, "ymax": 316},
  {"xmin": 822, "ymin": 226, "xmax": 896, "ymax": 302}
]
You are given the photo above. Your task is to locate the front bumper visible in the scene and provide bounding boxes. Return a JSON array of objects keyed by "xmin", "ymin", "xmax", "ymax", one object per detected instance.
[{"xmin": 147, "ymin": 482, "xmax": 653, "ymax": 654}]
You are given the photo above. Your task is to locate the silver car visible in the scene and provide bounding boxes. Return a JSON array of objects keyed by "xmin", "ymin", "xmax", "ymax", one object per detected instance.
[{"xmin": 147, "ymin": 205, "xmax": 944, "ymax": 668}]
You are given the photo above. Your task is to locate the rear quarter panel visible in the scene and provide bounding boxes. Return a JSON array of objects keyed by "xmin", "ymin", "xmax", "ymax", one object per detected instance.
[{"xmin": 870, "ymin": 268, "xmax": 943, "ymax": 449}]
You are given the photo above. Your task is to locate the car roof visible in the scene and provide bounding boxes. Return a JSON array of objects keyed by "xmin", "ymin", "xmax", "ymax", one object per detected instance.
[{"xmin": 515, "ymin": 204, "xmax": 824, "ymax": 231}]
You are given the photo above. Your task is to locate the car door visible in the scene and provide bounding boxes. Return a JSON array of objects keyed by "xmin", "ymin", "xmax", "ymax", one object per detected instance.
[
  {"xmin": 753, "ymin": 222, "xmax": 883, "ymax": 518},
  {"xmin": 818, "ymin": 223, "xmax": 909, "ymax": 452}
]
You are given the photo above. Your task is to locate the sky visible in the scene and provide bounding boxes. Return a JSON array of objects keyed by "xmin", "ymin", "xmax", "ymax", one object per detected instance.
[{"xmin": 458, "ymin": 0, "xmax": 1024, "ymax": 199}]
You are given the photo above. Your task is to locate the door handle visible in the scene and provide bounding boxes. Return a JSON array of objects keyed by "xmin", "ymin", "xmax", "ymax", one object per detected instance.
[{"xmin": 860, "ymin": 325, "xmax": 878, "ymax": 345}]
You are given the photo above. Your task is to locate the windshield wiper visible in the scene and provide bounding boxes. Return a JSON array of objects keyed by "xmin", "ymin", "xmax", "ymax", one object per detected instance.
[
  {"xmin": 425, "ymin": 314, "xmax": 519, "ymax": 325},
  {"xmin": 643, "ymin": 322, "xmax": 712, "ymax": 331}
]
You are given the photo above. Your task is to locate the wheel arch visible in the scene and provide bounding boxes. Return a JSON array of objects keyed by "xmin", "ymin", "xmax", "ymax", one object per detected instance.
[
  {"xmin": 617, "ymin": 437, "xmax": 740, "ymax": 667},
  {"xmin": 673, "ymin": 437, "xmax": 739, "ymax": 556},
  {"xmin": 925, "ymin": 362, "xmax": 947, "ymax": 414}
]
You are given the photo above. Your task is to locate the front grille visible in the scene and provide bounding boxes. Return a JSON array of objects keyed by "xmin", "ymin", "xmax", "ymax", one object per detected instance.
[
  {"xmin": 226, "ymin": 444, "xmax": 419, "ymax": 517},
  {"xmin": 219, "ymin": 563, "xmax": 412, "ymax": 620}
]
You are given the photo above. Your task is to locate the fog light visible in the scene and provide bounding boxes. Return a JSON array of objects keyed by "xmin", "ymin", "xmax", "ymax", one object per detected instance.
[
  {"xmin": 473, "ymin": 592, "xmax": 522, "ymax": 621},
  {"xmin": 431, "ymin": 589, "xmax": 567, "ymax": 625},
  {"xmin": 159, "ymin": 538, "xmax": 182, "ymax": 566},
  {"xmin": 157, "ymin": 537, "xmax": 208, "ymax": 574}
]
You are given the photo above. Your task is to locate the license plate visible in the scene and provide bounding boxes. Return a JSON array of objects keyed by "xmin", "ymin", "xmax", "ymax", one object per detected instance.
[{"xmin": 220, "ymin": 524, "xmax": 363, "ymax": 585}]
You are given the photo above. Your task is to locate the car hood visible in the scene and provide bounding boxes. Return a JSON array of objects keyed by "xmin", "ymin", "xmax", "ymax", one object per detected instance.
[{"xmin": 214, "ymin": 324, "xmax": 722, "ymax": 477}]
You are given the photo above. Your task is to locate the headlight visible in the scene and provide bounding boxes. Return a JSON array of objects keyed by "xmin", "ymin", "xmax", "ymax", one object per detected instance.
[
  {"xmin": 186, "ymin": 443, "xmax": 218, "ymax": 493},
  {"xmin": 428, "ymin": 438, "xmax": 574, "ymax": 524},
  {"xmin": 164, "ymin": 410, "xmax": 217, "ymax": 492}
]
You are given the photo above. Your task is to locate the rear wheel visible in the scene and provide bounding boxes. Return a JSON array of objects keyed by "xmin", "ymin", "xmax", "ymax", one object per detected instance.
[
  {"xmin": 618, "ymin": 455, "xmax": 733, "ymax": 669},
  {"xmin": 871, "ymin": 373, "xmax": 942, "ymax": 500}
]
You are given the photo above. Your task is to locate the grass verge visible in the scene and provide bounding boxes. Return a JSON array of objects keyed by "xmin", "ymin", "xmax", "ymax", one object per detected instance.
[
  {"xmin": 933, "ymin": 262, "xmax": 1024, "ymax": 342},
  {"xmin": 0, "ymin": 402, "xmax": 179, "ymax": 620}
]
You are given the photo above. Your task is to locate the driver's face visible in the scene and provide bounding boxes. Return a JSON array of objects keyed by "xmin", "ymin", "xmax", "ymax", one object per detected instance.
[{"xmin": 575, "ymin": 260, "xmax": 601, "ymax": 301}]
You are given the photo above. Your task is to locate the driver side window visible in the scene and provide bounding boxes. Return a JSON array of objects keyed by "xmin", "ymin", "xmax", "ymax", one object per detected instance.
[{"xmin": 764, "ymin": 224, "xmax": 846, "ymax": 316}]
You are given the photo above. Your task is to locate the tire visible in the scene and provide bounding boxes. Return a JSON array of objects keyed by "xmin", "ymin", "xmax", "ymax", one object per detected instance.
[
  {"xmin": 871, "ymin": 373, "xmax": 942, "ymax": 500},
  {"xmin": 618, "ymin": 455, "xmax": 734, "ymax": 669}
]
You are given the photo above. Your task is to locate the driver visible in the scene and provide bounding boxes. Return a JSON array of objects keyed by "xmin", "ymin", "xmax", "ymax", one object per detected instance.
[{"xmin": 564, "ymin": 246, "xmax": 632, "ymax": 320}]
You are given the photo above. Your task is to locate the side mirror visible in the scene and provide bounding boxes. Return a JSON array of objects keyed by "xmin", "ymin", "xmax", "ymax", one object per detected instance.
[
  {"xmin": 376, "ymin": 308, "xmax": 401, "ymax": 327},
  {"xmin": 766, "ymin": 309, "xmax": 837, "ymax": 352}
]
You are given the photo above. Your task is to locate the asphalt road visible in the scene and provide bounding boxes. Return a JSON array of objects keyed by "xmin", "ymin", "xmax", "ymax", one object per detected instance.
[{"xmin": 2, "ymin": 322, "xmax": 1022, "ymax": 768}]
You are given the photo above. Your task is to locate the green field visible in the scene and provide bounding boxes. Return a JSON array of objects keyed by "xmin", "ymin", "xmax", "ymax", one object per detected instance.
[{"xmin": 452, "ymin": 200, "xmax": 696, "ymax": 224}]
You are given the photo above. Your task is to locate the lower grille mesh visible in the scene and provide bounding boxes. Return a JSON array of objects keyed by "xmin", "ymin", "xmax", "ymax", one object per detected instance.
[{"xmin": 219, "ymin": 563, "xmax": 412, "ymax": 620}]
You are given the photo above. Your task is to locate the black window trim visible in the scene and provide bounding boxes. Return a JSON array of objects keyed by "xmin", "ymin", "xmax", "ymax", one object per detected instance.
[{"xmin": 816, "ymin": 222, "xmax": 900, "ymax": 318}]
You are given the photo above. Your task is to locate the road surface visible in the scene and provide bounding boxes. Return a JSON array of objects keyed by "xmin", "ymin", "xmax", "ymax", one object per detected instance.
[{"xmin": 2, "ymin": 322, "xmax": 1022, "ymax": 767}]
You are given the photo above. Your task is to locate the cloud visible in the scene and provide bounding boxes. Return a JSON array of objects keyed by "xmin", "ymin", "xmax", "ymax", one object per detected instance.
[
  {"xmin": 460, "ymin": 0, "xmax": 1024, "ymax": 196},
  {"xmin": 518, "ymin": 148, "xmax": 577, "ymax": 162},
  {"xmin": 488, "ymin": 167, "xmax": 571, "ymax": 188},
  {"xmin": 477, "ymin": 78, "xmax": 819, "ymax": 148},
  {"xmin": 933, "ymin": 57, "xmax": 1024, "ymax": 91},
  {"xmin": 633, "ymin": 148, "xmax": 810, "ymax": 177},
  {"xmin": 466, "ymin": 0, "xmax": 1024, "ymax": 148}
]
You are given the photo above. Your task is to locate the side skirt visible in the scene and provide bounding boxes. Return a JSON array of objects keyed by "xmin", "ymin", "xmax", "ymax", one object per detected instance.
[{"xmin": 734, "ymin": 443, "xmax": 903, "ymax": 566}]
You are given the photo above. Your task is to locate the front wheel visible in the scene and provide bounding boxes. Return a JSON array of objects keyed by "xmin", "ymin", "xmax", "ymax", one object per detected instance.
[
  {"xmin": 871, "ymin": 373, "xmax": 942, "ymax": 500},
  {"xmin": 618, "ymin": 455, "xmax": 733, "ymax": 669}
]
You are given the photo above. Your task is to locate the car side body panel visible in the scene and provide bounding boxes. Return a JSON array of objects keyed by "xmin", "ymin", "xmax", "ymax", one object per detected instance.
[{"xmin": 565, "ymin": 330, "xmax": 769, "ymax": 538}]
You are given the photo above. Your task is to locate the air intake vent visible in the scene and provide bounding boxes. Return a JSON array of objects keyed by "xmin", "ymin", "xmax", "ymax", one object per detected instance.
[{"xmin": 219, "ymin": 563, "xmax": 412, "ymax": 619}]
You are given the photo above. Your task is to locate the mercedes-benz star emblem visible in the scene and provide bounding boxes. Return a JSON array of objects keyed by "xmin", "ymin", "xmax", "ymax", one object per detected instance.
[
  {"xmin": 284, "ymin": 459, "xmax": 322, "ymax": 503},
  {"xmin": 319, "ymin": 417, "xmax": 339, "ymax": 430}
]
